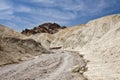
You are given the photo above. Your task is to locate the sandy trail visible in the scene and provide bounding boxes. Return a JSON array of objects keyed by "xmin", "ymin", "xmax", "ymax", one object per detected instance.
[{"xmin": 0, "ymin": 50, "xmax": 86, "ymax": 80}]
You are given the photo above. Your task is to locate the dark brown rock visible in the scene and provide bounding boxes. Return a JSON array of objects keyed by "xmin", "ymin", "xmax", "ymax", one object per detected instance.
[{"xmin": 21, "ymin": 23, "xmax": 66, "ymax": 36}]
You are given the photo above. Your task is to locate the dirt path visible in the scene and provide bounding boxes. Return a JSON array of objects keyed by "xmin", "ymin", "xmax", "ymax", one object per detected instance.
[{"xmin": 0, "ymin": 50, "xmax": 87, "ymax": 80}]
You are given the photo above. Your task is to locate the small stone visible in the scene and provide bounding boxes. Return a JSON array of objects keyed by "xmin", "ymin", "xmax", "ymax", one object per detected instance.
[
  {"xmin": 71, "ymin": 65, "xmax": 81, "ymax": 73},
  {"xmin": 79, "ymin": 70, "xmax": 84, "ymax": 74}
]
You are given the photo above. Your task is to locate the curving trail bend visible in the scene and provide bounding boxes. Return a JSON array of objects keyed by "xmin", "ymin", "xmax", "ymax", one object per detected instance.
[{"xmin": 0, "ymin": 50, "xmax": 86, "ymax": 80}]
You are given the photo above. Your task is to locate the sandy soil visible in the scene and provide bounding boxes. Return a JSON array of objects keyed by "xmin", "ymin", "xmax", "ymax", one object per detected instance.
[{"xmin": 0, "ymin": 50, "xmax": 87, "ymax": 80}]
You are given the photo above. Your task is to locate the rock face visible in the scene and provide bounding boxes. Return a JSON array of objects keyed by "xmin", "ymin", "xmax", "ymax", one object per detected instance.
[
  {"xmin": 21, "ymin": 23, "xmax": 66, "ymax": 36},
  {"xmin": 0, "ymin": 25, "xmax": 48, "ymax": 66}
]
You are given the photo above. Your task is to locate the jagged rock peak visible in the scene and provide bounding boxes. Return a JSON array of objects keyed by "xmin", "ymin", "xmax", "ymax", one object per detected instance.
[{"xmin": 21, "ymin": 23, "xmax": 66, "ymax": 36}]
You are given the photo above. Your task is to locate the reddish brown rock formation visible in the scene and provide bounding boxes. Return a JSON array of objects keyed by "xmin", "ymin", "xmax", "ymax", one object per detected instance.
[{"xmin": 21, "ymin": 23, "xmax": 66, "ymax": 36}]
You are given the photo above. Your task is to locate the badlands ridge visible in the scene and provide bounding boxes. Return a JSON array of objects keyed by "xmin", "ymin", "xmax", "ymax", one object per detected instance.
[{"xmin": 0, "ymin": 14, "xmax": 120, "ymax": 80}]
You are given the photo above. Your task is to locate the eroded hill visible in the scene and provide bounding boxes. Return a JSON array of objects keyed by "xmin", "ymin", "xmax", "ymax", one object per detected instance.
[{"xmin": 0, "ymin": 25, "xmax": 48, "ymax": 66}]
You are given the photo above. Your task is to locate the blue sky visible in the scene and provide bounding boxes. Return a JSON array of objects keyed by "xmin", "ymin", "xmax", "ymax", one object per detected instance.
[{"xmin": 0, "ymin": 0, "xmax": 120, "ymax": 32}]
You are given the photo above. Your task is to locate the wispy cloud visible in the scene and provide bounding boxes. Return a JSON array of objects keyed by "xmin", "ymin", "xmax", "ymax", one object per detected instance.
[
  {"xmin": 31, "ymin": 0, "xmax": 55, "ymax": 3},
  {"xmin": 0, "ymin": 0, "xmax": 14, "ymax": 20},
  {"xmin": 30, "ymin": 8, "xmax": 76, "ymax": 20},
  {"xmin": 0, "ymin": 0, "xmax": 12, "ymax": 10},
  {"xmin": 14, "ymin": 5, "xmax": 32, "ymax": 13}
]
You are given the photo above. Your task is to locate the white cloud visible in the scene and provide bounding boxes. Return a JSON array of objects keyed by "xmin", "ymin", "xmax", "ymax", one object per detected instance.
[
  {"xmin": 28, "ymin": 0, "xmax": 107, "ymax": 15},
  {"xmin": 18, "ymin": 0, "xmax": 113, "ymax": 18},
  {"xmin": 86, "ymin": 0, "xmax": 107, "ymax": 13},
  {"xmin": 0, "ymin": 0, "xmax": 15, "ymax": 20},
  {"xmin": 31, "ymin": 0, "xmax": 55, "ymax": 3},
  {"xmin": 17, "ymin": 6, "xmax": 77, "ymax": 22},
  {"xmin": 0, "ymin": 0, "xmax": 12, "ymax": 10},
  {"xmin": 15, "ymin": 5, "xmax": 32, "ymax": 13},
  {"xmin": 0, "ymin": 10, "xmax": 14, "ymax": 20}
]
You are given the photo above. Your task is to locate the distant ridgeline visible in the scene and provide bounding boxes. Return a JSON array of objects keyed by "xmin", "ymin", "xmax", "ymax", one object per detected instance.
[{"xmin": 21, "ymin": 23, "xmax": 66, "ymax": 36}]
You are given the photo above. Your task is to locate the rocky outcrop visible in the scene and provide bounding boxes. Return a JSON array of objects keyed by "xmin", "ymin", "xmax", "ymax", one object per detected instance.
[
  {"xmin": 21, "ymin": 23, "xmax": 66, "ymax": 36},
  {"xmin": 0, "ymin": 25, "xmax": 49, "ymax": 66}
]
